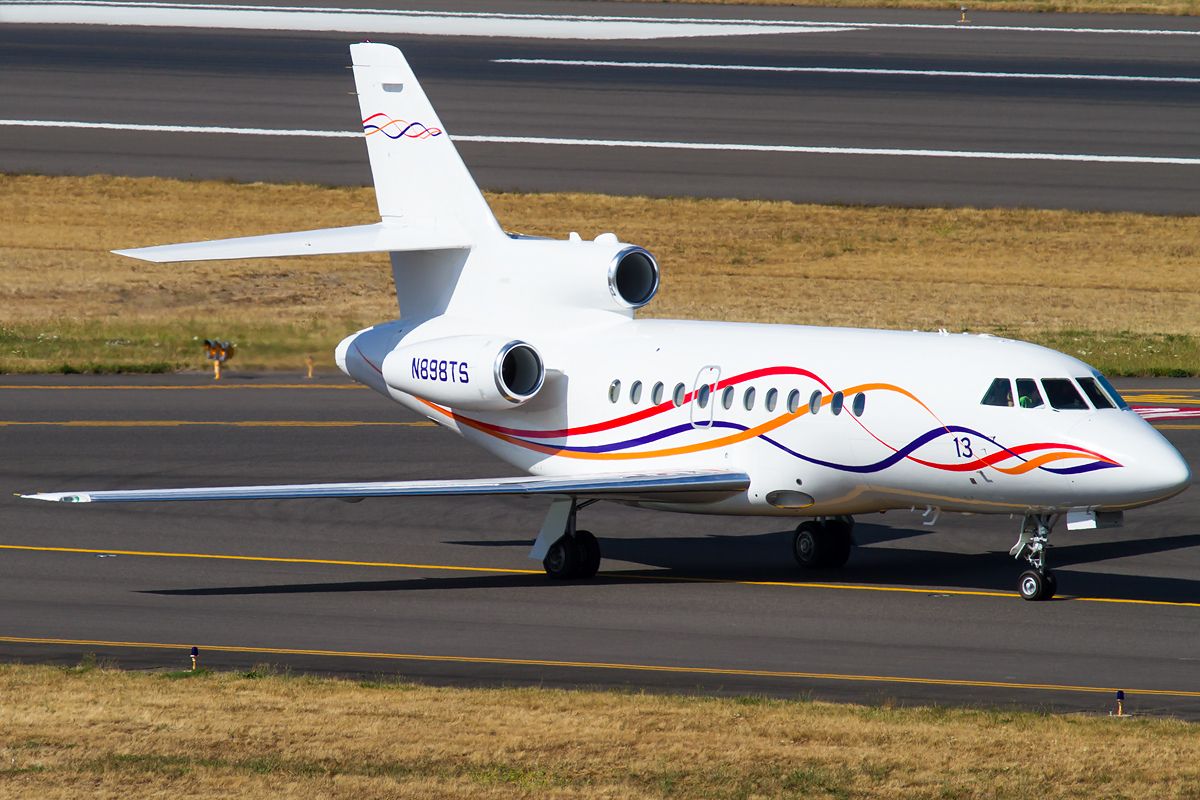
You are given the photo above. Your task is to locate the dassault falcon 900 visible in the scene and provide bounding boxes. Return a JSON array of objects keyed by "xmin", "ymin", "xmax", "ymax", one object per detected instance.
[{"xmin": 23, "ymin": 43, "xmax": 1191, "ymax": 601}]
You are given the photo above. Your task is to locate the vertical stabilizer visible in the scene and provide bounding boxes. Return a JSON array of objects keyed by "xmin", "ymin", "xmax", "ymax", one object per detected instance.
[{"xmin": 351, "ymin": 43, "xmax": 502, "ymax": 241}]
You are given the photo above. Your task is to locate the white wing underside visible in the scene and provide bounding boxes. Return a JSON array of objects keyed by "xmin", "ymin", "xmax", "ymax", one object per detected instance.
[{"xmin": 22, "ymin": 471, "xmax": 751, "ymax": 504}]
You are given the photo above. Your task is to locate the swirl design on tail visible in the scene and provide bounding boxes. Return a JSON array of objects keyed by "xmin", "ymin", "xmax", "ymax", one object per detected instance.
[{"xmin": 362, "ymin": 113, "xmax": 443, "ymax": 139}]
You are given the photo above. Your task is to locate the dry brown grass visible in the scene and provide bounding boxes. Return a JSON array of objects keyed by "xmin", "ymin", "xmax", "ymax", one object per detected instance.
[
  {"xmin": 644, "ymin": 0, "xmax": 1200, "ymax": 16},
  {"xmin": 2, "ymin": 662, "xmax": 1198, "ymax": 799},
  {"xmin": 1, "ymin": 174, "xmax": 1197, "ymax": 374}
]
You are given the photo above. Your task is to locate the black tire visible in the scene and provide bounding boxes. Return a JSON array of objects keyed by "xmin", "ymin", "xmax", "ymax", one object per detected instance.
[
  {"xmin": 543, "ymin": 537, "xmax": 580, "ymax": 579},
  {"xmin": 574, "ymin": 530, "xmax": 601, "ymax": 579},
  {"xmin": 1018, "ymin": 569, "xmax": 1048, "ymax": 601},
  {"xmin": 793, "ymin": 521, "xmax": 826, "ymax": 568},
  {"xmin": 1043, "ymin": 570, "xmax": 1058, "ymax": 600},
  {"xmin": 824, "ymin": 519, "xmax": 853, "ymax": 568}
]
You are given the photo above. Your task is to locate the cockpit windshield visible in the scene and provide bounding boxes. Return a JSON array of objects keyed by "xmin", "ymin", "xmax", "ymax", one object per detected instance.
[
  {"xmin": 1076, "ymin": 377, "xmax": 1115, "ymax": 409},
  {"xmin": 1090, "ymin": 371, "xmax": 1130, "ymax": 409},
  {"xmin": 980, "ymin": 374, "xmax": 1126, "ymax": 411},
  {"xmin": 1041, "ymin": 379, "xmax": 1088, "ymax": 410}
]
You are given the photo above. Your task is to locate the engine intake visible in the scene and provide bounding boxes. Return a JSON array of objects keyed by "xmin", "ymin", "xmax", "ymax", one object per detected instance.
[
  {"xmin": 608, "ymin": 246, "xmax": 659, "ymax": 309},
  {"xmin": 494, "ymin": 340, "xmax": 545, "ymax": 403}
]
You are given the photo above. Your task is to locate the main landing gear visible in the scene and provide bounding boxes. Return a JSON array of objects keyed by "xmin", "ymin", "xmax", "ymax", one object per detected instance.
[
  {"xmin": 1011, "ymin": 512, "xmax": 1058, "ymax": 601},
  {"xmin": 542, "ymin": 500, "xmax": 602, "ymax": 580},
  {"xmin": 792, "ymin": 517, "xmax": 854, "ymax": 569}
]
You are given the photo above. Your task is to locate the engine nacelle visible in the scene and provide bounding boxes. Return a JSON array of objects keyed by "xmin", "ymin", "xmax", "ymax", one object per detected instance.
[
  {"xmin": 381, "ymin": 335, "xmax": 545, "ymax": 411},
  {"xmin": 605, "ymin": 245, "xmax": 660, "ymax": 309}
]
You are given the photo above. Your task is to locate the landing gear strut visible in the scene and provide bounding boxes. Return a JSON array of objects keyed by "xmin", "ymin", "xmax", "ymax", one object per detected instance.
[
  {"xmin": 1011, "ymin": 512, "xmax": 1058, "ymax": 601},
  {"xmin": 542, "ymin": 500, "xmax": 602, "ymax": 580},
  {"xmin": 793, "ymin": 516, "xmax": 854, "ymax": 569}
]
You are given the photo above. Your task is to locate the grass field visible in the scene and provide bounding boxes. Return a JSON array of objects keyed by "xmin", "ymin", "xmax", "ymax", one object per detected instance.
[
  {"xmin": 658, "ymin": 0, "xmax": 1200, "ymax": 15},
  {"xmin": 2, "ymin": 174, "xmax": 1197, "ymax": 375},
  {"xmin": 2, "ymin": 662, "xmax": 1198, "ymax": 799}
]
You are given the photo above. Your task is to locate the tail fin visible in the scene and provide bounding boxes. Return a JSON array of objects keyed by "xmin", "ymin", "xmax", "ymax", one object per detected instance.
[{"xmin": 351, "ymin": 43, "xmax": 502, "ymax": 241}]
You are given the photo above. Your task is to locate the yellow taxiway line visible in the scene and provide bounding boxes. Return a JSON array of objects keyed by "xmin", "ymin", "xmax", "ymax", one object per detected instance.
[
  {"xmin": 0, "ymin": 420, "xmax": 433, "ymax": 428},
  {"xmin": 3, "ymin": 543, "xmax": 1198, "ymax": 608},
  {"xmin": 1, "ymin": 633, "xmax": 1197, "ymax": 699}
]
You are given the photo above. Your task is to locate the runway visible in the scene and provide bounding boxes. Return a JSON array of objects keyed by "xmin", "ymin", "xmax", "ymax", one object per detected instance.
[
  {"xmin": 1, "ymin": 374, "xmax": 1197, "ymax": 716},
  {"xmin": 3, "ymin": 0, "xmax": 1200, "ymax": 211}
]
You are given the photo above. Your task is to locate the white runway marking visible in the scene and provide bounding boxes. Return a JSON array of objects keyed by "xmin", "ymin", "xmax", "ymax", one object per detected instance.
[
  {"xmin": 3, "ymin": 1, "xmax": 1199, "ymax": 37},
  {"xmin": 495, "ymin": 58, "xmax": 1200, "ymax": 85},
  {"xmin": 4, "ymin": 119, "xmax": 1199, "ymax": 166},
  {"xmin": 0, "ymin": 1, "xmax": 850, "ymax": 39}
]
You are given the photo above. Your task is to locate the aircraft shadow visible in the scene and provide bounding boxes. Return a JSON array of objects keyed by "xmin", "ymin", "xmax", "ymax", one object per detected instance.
[{"xmin": 142, "ymin": 526, "xmax": 1200, "ymax": 604}]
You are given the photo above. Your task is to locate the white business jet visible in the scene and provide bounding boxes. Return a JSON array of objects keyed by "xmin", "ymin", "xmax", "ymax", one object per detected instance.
[{"xmin": 23, "ymin": 44, "xmax": 1191, "ymax": 601}]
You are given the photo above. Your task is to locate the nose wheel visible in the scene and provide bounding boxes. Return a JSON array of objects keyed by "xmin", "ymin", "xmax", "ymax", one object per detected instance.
[
  {"xmin": 1012, "ymin": 513, "xmax": 1058, "ymax": 601},
  {"xmin": 793, "ymin": 517, "xmax": 854, "ymax": 569}
]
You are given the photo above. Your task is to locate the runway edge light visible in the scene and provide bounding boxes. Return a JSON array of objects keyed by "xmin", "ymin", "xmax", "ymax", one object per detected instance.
[{"xmin": 190, "ymin": 645, "xmax": 199, "ymax": 671}]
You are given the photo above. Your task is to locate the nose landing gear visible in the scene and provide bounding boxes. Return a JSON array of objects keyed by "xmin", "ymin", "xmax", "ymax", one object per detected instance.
[
  {"xmin": 793, "ymin": 516, "xmax": 854, "ymax": 569},
  {"xmin": 1012, "ymin": 512, "xmax": 1058, "ymax": 601}
]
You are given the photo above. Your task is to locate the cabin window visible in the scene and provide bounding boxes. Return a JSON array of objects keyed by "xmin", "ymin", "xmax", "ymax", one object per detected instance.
[
  {"xmin": 697, "ymin": 383, "xmax": 711, "ymax": 409},
  {"xmin": 1042, "ymin": 378, "xmax": 1088, "ymax": 410},
  {"xmin": 808, "ymin": 390, "xmax": 822, "ymax": 415},
  {"xmin": 831, "ymin": 391, "xmax": 845, "ymax": 416},
  {"xmin": 721, "ymin": 386, "xmax": 734, "ymax": 410},
  {"xmin": 629, "ymin": 380, "xmax": 643, "ymax": 405},
  {"xmin": 651, "ymin": 382, "xmax": 665, "ymax": 405},
  {"xmin": 1076, "ymin": 377, "xmax": 1115, "ymax": 410},
  {"xmin": 786, "ymin": 389, "xmax": 801, "ymax": 414},
  {"xmin": 672, "ymin": 382, "xmax": 686, "ymax": 407},
  {"xmin": 743, "ymin": 386, "xmax": 756, "ymax": 411},
  {"xmin": 608, "ymin": 379, "xmax": 621, "ymax": 403},
  {"xmin": 852, "ymin": 392, "xmax": 866, "ymax": 417},
  {"xmin": 765, "ymin": 388, "xmax": 778, "ymax": 412},
  {"xmin": 1092, "ymin": 372, "xmax": 1129, "ymax": 409},
  {"xmin": 1015, "ymin": 378, "xmax": 1044, "ymax": 409},
  {"xmin": 981, "ymin": 378, "xmax": 1013, "ymax": 407}
]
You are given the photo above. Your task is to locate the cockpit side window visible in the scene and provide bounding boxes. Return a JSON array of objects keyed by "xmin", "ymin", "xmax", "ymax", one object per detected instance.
[
  {"xmin": 1015, "ymin": 378, "xmax": 1044, "ymax": 409},
  {"xmin": 1041, "ymin": 378, "xmax": 1088, "ymax": 410},
  {"xmin": 1092, "ymin": 371, "xmax": 1130, "ymax": 410},
  {"xmin": 1076, "ymin": 377, "xmax": 1115, "ymax": 410},
  {"xmin": 981, "ymin": 378, "xmax": 1013, "ymax": 407}
]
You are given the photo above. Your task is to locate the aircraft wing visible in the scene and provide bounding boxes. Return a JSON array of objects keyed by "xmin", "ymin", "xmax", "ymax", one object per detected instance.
[{"xmin": 20, "ymin": 471, "xmax": 750, "ymax": 504}]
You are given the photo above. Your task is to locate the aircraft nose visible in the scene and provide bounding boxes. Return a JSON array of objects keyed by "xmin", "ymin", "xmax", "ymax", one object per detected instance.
[{"xmin": 1138, "ymin": 437, "xmax": 1192, "ymax": 501}]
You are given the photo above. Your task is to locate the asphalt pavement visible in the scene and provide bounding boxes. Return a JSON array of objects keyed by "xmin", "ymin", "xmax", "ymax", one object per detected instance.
[
  {"xmin": 1, "ymin": 373, "xmax": 1197, "ymax": 716},
  {"xmin": 2, "ymin": 0, "xmax": 1199, "ymax": 210}
]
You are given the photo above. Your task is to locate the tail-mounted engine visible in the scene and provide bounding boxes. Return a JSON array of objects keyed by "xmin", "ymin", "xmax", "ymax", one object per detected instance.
[
  {"xmin": 607, "ymin": 246, "xmax": 659, "ymax": 309},
  {"xmin": 382, "ymin": 334, "xmax": 545, "ymax": 411}
]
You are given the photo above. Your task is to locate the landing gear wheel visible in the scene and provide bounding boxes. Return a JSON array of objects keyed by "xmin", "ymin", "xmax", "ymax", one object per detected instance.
[
  {"xmin": 1043, "ymin": 570, "xmax": 1058, "ymax": 600},
  {"xmin": 823, "ymin": 519, "xmax": 853, "ymax": 568},
  {"xmin": 793, "ymin": 521, "xmax": 826, "ymax": 569},
  {"xmin": 543, "ymin": 536, "xmax": 580, "ymax": 580},
  {"xmin": 1018, "ymin": 569, "xmax": 1050, "ymax": 601},
  {"xmin": 574, "ymin": 529, "xmax": 601, "ymax": 579}
]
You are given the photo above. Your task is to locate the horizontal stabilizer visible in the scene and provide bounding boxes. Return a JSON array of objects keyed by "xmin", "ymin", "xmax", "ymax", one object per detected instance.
[
  {"xmin": 21, "ymin": 471, "xmax": 750, "ymax": 504},
  {"xmin": 113, "ymin": 222, "xmax": 470, "ymax": 263}
]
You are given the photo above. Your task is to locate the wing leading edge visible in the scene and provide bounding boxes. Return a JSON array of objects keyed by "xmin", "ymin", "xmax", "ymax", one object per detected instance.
[{"xmin": 20, "ymin": 471, "xmax": 750, "ymax": 504}]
